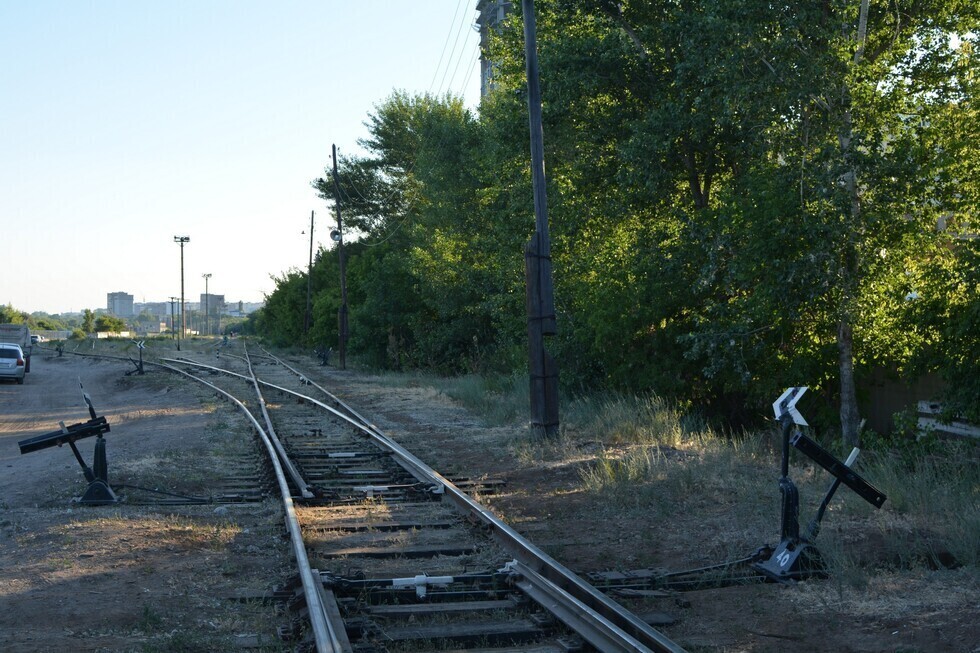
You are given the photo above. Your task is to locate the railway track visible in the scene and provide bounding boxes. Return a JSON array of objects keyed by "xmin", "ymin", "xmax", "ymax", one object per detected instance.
[{"xmin": 55, "ymin": 340, "xmax": 687, "ymax": 653}]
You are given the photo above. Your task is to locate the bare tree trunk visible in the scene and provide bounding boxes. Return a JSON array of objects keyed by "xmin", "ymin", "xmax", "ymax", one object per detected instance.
[
  {"xmin": 838, "ymin": 319, "xmax": 861, "ymax": 446},
  {"xmin": 835, "ymin": 0, "xmax": 870, "ymax": 447},
  {"xmin": 837, "ymin": 122, "xmax": 863, "ymax": 447}
]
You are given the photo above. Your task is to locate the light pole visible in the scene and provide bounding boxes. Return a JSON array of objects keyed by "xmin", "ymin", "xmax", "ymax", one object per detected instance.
[
  {"xmin": 174, "ymin": 236, "xmax": 190, "ymax": 350},
  {"xmin": 202, "ymin": 273, "xmax": 212, "ymax": 336}
]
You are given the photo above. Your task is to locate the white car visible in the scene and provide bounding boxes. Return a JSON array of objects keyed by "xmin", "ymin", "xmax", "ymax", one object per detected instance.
[{"xmin": 0, "ymin": 343, "xmax": 26, "ymax": 384}]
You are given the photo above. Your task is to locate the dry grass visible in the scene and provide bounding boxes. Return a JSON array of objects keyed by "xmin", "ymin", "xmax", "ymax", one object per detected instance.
[
  {"xmin": 443, "ymin": 377, "xmax": 979, "ymax": 581},
  {"xmin": 258, "ymin": 350, "xmax": 980, "ymax": 651}
]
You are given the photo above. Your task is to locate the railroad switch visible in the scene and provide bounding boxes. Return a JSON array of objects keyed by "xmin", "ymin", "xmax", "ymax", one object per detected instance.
[
  {"xmin": 125, "ymin": 339, "xmax": 146, "ymax": 375},
  {"xmin": 752, "ymin": 387, "xmax": 887, "ymax": 582},
  {"xmin": 390, "ymin": 573, "xmax": 455, "ymax": 598},
  {"xmin": 592, "ymin": 387, "xmax": 889, "ymax": 591},
  {"xmin": 17, "ymin": 381, "xmax": 119, "ymax": 505}
]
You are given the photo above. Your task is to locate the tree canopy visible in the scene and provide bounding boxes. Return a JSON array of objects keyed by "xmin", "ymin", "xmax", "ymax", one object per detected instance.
[
  {"xmin": 94, "ymin": 315, "xmax": 128, "ymax": 334},
  {"xmin": 252, "ymin": 1, "xmax": 979, "ymax": 436}
]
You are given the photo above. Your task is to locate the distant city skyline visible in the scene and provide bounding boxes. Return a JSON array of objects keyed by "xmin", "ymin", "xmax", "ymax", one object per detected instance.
[{"xmin": 51, "ymin": 292, "xmax": 264, "ymax": 318}]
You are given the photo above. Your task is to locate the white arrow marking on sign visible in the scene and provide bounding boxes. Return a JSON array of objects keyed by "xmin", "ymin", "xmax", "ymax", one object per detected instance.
[{"xmin": 773, "ymin": 386, "xmax": 809, "ymax": 426}]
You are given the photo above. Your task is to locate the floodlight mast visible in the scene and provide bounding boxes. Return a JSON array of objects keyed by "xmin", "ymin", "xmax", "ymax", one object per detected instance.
[{"xmin": 174, "ymin": 236, "xmax": 190, "ymax": 350}]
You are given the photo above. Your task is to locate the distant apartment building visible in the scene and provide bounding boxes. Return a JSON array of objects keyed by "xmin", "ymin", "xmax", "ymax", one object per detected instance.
[
  {"xmin": 225, "ymin": 301, "xmax": 264, "ymax": 318},
  {"xmin": 476, "ymin": 0, "xmax": 512, "ymax": 97},
  {"xmin": 199, "ymin": 293, "xmax": 226, "ymax": 315},
  {"xmin": 200, "ymin": 294, "xmax": 225, "ymax": 335},
  {"xmin": 106, "ymin": 292, "xmax": 134, "ymax": 317},
  {"xmin": 135, "ymin": 302, "xmax": 171, "ymax": 320}
]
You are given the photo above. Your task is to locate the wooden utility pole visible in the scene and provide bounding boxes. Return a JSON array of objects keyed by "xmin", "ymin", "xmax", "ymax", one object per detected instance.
[
  {"xmin": 332, "ymin": 144, "xmax": 349, "ymax": 370},
  {"xmin": 202, "ymin": 273, "xmax": 212, "ymax": 336},
  {"xmin": 168, "ymin": 297, "xmax": 178, "ymax": 342},
  {"xmin": 304, "ymin": 210, "xmax": 314, "ymax": 333},
  {"xmin": 522, "ymin": 0, "xmax": 559, "ymax": 438}
]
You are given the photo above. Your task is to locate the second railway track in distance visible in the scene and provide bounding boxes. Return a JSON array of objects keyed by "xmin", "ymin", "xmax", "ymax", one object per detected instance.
[{"xmin": 160, "ymin": 341, "xmax": 685, "ymax": 653}]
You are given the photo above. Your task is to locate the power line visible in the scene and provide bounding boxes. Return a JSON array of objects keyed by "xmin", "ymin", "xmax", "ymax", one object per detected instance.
[
  {"xmin": 435, "ymin": 0, "xmax": 473, "ymax": 96},
  {"xmin": 329, "ymin": 4, "xmax": 481, "ymax": 248},
  {"xmin": 428, "ymin": 0, "xmax": 469, "ymax": 94}
]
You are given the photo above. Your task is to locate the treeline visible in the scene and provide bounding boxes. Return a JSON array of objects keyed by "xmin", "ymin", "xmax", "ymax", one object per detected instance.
[
  {"xmin": 1, "ymin": 305, "xmax": 75, "ymax": 332},
  {"xmin": 251, "ymin": 1, "xmax": 979, "ymax": 434},
  {"xmin": 1, "ymin": 305, "xmax": 127, "ymax": 337}
]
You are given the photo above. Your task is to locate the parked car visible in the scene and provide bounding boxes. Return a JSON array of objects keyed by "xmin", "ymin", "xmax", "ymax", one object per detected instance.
[
  {"xmin": 0, "ymin": 323, "xmax": 31, "ymax": 372},
  {"xmin": 0, "ymin": 343, "xmax": 27, "ymax": 384}
]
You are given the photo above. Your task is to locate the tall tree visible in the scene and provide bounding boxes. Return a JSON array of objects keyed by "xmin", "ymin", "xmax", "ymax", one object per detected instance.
[
  {"xmin": 483, "ymin": 0, "xmax": 979, "ymax": 434},
  {"xmin": 251, "ymin": 0, "xmax": 978, "ymax": 437},
  {"xmin": 94, "ymin": 315, "xmax": 127, "ymax": 333},
  {"xmin": 82, "ymin": 309, "xmax": 95, "ymax": 334}
]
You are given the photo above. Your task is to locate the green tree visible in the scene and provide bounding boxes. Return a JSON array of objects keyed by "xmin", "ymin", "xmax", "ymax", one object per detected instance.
[
  {"xmin": 482, "ymin": 0, "xmax": 979, "ymax": 436},
  {"xmin": 82, "ymin": 309, "xmax": 95, "ymax": 334},
  {"xmin": 133, "ymin": 310, "xmax": 156, "ymax": 327},
  {"xmin": 310, "ymin": 92, "xmax": 510, "ymax": 373},
  {"xmin": 1, "ymin": 304, "xmax": 28, "ymax": 324},
  {"xmin": 252, "ymin": 271, "xmax": 307, "ymax": 347},
  {"xmin": 94, "ymin": 315, "xmax": 127, "ymax": 333},
  {"xmin": 762, "ymin": 0, "xmax": 979, "ymax": 443},
  {"xmin": 902, "ymin": 40, "xmax": 980, "ymax": 422},
  {"xmin": 253, "ymin": 0, "xmax": 978, "ymax": 437},
  {"xmin": 28, "ymin": 312, "xmax": 67, "ymax": 331}
]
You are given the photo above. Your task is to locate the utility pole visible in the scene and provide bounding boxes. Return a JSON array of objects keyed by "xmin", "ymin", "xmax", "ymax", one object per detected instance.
[
  {"xmin": 202, "ymin": 273, "xmax": 212, "ymax": 336},
  {"xmin": 304, "ymin": 210, "xmax": 314, "ymax": 333},
  {"xmin": 174, "ymin": 236, "xmax": 190, "ymax": 351},
  {"xmin": 168, "ymin": 297, "xmax": 178, "ymax": 341},
  {"xmin": 332, "ymin": 144, "xmax": 349, "ymax": 370},
  {"xmin": 521, "ymin": 0, "xmax": 559, "ymax": 438}
]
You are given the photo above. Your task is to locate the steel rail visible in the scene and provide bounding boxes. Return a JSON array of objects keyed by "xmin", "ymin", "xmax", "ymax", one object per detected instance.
[
  {"xmin": 243, "ymin": 343, "xmax": 314, "ymax": 499},
  {"xmin": 157, "ymin": 362, "xmax": 344, "ymax": 653},
  {"xmin": 39, "ymin": 345, "xmax": 685, "ymax": 649},
  {"xmin": 161, "ymin": 356, "xmax": 442, "ymax": 491},
  {"xmin": 506, "ymin": 560, "xmax": 653, "ymax": 653},
  {"xmin": 165, "ymin": 350, "xmax": 685, "ymax": 652},
  {"xmin": 263, "ymin": 352, "xmax": 687, "ymax": 653},
  {"xmin": 160, "ymin": 356, "xmax": 314, "ymax": 500}
]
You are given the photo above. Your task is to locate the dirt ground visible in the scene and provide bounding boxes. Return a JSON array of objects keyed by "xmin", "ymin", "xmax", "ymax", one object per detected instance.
[
  {"xmin": 1, "ymin": 345, "xmax": 977, "ymax": 652},
  {"xmin": 0, "ymin": 349, "xmax": 289, "ymax": 652},
  {"xmin": 327, "ymin": 368, "xmax": 979, "ymax": 653}
]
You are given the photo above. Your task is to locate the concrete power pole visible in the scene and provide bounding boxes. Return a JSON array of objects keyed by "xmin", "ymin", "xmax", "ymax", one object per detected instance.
[{"xmin": 173, "ymin": 236, "xmax": 190, "ymax": 351}]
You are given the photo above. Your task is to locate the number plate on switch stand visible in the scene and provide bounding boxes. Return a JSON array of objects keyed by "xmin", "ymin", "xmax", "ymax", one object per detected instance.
[{"xmin": 753, "ymin": 538, "xmax": 825, "ymax": 582}]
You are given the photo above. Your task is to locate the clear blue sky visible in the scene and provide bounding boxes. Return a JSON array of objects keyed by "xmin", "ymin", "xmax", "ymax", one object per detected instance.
[{"xmin": 1, "ymin": 1, "xmax": 482, "ymax": 315}]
